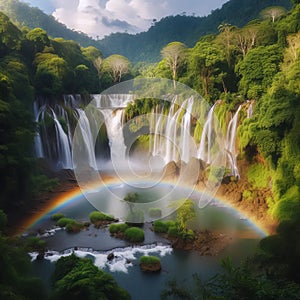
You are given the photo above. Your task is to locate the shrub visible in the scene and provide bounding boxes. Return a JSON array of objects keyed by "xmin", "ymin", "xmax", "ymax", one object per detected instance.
[
  {"xmin": 139, "ymin": 256, "xmax": 161, "ymax": 265},
  {"xmin": 24, "ymin": 236, "xmax": 46, "ymax": 252},
  {"xmin": 89, "ymin": 211, "xmax": 114, "ymax": 223},
  {"xmin": 109, "ymin": 223, "xmax": 128, "ymax": 234},
  {"xmin": 57, "ymin": 217, "xmax": 76, "ymax": 227},
  {"xmin": 153, "ymin": 220, "xmax": 176, "ymax": 233},
  {"xmin": 65, "ymin": 222, "xmax": 84, "ymax": 233},
  {"xmin": 124, "ymin": 227, "xmax": 144, "ymax": 242},
  {"xmin": 153, "ymin": 220, "xmax": 168, "ymax": 233},
  {"xmin": 181, "ymin": 229, "xmax": 195, "ymax": 241},
  {"xmin": 148, "ymin": 208, "xmax": 162, "ymax": 218},
  {"xmin": 168, "ymin": 225, "xmax": 180, "ymax": 238},
  {"xmin": 51, "ymin": 213, "xmax": 65, "ymax": 221},
  {"xmin": 242, "ymin": 190, "xmax": 253, "ymax": 201},
  {"xmin": 56, "ymin": 217, "xmax": 84, "ymax": 232}
]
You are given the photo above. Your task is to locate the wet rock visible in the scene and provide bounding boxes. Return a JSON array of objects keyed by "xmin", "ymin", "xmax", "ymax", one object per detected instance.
[
  {"xmin": 162, "ymin": 161, "xmax": 179, "ymax": 179},
  {"xmin": 37, "ymin": 251, "xmax": 45, "ymax": 260},
  {"xmin": 107, "ymin": 253, "xmax": 114, "ymax": 261}
]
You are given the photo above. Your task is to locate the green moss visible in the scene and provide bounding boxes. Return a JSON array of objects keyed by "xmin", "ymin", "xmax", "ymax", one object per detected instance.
[
  {"xmin": 167, "ymin": 225, "xmax": 180, "ymax": 238},
  {"xmin": 247, "ymin": 163, "xmax": 270, "ymax": 189},
  {"xmin": 124, "ymin": 227, "xmax": 145, "ymax": 242},
  {"xmin": 58, "ymin": 116, "xmax": 68, "ymax": 134},
  {"xmin": 109, "ymin": 223, "xmax": 129, "ymax": 234},
  {"xmin": 51, "ymin": 213, "xmax": 65, "ymax": 221},
  {"xmin": 181, "ymin": 229, "xmax": 195, "ymax": 241},
  {"xmin": 56, "ymin": 217, "xmax": 84, "ymax": 232},
  {"xmin": 271, "ymin": 186, "xmax": 300, "ymax": 221},
  {"xmin": 89, "ymin": 211, "xmax": 114, "ymax": 223},
  {"xmin": 57, "ymin": 217, "xmax": 76, "ymax": 227},
  {"xmin": 65, "ymin": 222, "xmax": 84, "ymax": 233},
  {"xmin": 139, "ymin": 256, "xmax": 161, "ymax": 265},
  {"xmin": 153, "ymin": 220, "xmax": 175, "ymax": 233},
  {"xmin": 242, "ymin": 190, "xmax": 254, "ymax": 201}
]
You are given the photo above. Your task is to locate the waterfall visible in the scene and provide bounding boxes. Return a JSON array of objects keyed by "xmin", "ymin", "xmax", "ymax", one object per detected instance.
[
  {"xmin": 34, "ymin": 93, "xmax": 243, "ymax": 178},
  {"xmin": 92, "ymin": 94, "xmax": 134, "ymax": 165},
  {"xmin": 34, "ymin": 94, "xmax": 134, "ymax": 170},
  {"xmin": 94, "ymin": 94, "xmax": 133, "ymax": 108},
  {"xmin": 151, "ymin": 96, "xmax": 195, "ymax": 164},
  {"xmin": 50, "ymin": 108, "xmax": 73, "ymax": 169},
  {"xmin": 225, "ymin": 105, "xmax": 241, "ymax": 178},
  {"xmin": 100, "ymin": 109, "xmax": 126, "ymax": 164},
  {"xmin": 75, "ymin": 109, "xmax": 97, "ymax": 170},
  {"xmin": 152, "ymin": 105, "xmax": 164, "ymax": 157},
  {"xmin": 33, "ymin": 101, "xmax": 44, "ymax": 158},
  {"xmin": 180, "ymin": 96, "xmax": 194, "ymax": 163},
  {"xmin": 197, "ymin": 103, "xmax": 217, "ymax": 164},
  {"xmin": 164, "ymin": 101, "xmax": 176, "ymax": 163},
  {"xmin": 247, "ymin": 102, "xmax": 253, "ymax": 118}
]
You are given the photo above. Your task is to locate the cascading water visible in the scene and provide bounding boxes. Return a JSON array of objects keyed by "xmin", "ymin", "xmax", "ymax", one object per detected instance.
[
  {"xmin": 34, "ymin": 93, "xmax": 243, "ymax": 178},
  {"xmin": 34, "ymin": 94, "xmax": 134, "ymax": 170},
  {"xmin": 180, "ymin": 96, "xmax": 195, "ymax": 163},
  {"xmin": 33, "ymin": 101, "xmax": 44, "ymax": 158},
  {"xmin": 99, "ymin": 109, "xmax": 126, "ymax": 164},
  {"xmin": 247, "ymin": 101, "xmax": 253, "ymax": 118},
  {"xmin": 151, "ymin": 96, "xmax": 196, "ymax": 164},
  {"xmin": 225, "ymin": 105, "xmax": 241, "ymax": 178},
  {"xmin": 75, "ymin": 109, "xmax": 98, "ymax": 170},
  {"xmin": 197, "ymin": 103, "xmax": 217, "ymax": 164},
  {"xmin": 51, "ymin": 110, "xmax": 73, "ymax": 169}
]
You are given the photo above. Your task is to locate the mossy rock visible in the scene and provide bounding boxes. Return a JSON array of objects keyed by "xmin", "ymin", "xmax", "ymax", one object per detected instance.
[
  {"xmin": 139, "ymin": 256, "xmax": 161, "ymax": 272},
  {"xmin": 51, "ymin": 213, "xmax": 65, "ymax": 221},
  {"xmin": 124, "ymin": 227, "xmax": 144, "ymax": 242},
  {"xmin": 109, "ymin": 223, "xmax": 129, "ymax": 234},
  {"xmin": 89, "ymin": 211, "xmax": 115, "ymax": 223}
]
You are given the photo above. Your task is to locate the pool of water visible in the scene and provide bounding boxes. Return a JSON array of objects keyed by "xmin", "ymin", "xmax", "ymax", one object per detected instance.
[{"xmin": 27, "ymin": 181, "xmax": 264, "ymax": 300}]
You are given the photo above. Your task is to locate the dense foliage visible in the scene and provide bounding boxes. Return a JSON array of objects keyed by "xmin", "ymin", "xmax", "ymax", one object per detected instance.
[
  {"xmin": 51, "ymin": 253, "xmax": 130, "ymax": 300},
  {"xmin": 0, "ymin": 0, "xmax": 292, "ymax": 62}
]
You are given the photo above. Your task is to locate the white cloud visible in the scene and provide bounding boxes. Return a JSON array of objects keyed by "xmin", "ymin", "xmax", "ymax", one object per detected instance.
[{"xmin": 49, "ymin": 0, "xmax": 228, "ymax": 38}]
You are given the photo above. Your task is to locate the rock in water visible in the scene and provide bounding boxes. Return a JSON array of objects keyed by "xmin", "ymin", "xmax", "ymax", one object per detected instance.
[
  {"xmin": 107, "ymin": 253, "xmax": 114, "ymax": 261},
  {"xmin": 140, "ymin": 261, "xmax": 161, "ymax": 272}
]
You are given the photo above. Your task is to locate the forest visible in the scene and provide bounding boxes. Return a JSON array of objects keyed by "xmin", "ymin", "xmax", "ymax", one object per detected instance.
[{"xmin": 1, "ymin": 0, "xmax": 300, "ymax": 299}]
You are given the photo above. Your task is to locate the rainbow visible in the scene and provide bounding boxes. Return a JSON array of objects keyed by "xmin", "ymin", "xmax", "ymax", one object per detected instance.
[{"xmin": 20, "ymin": 179, "xmax": 270, "ymax": 237}]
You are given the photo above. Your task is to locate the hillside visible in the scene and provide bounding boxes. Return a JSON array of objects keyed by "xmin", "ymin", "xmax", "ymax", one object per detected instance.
[
  {"xmin": 0, "ymin": 0, "xmax": 292, "ymax": 62},
  {"xmin": 98, "ymin": 0, "xmax": 292, "ymax": 61}
]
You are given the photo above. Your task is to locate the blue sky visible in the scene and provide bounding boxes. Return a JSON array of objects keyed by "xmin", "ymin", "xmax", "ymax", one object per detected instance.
[{"xmin": 23, "ymin": 0, "xmax": 228, "ymax": 38}]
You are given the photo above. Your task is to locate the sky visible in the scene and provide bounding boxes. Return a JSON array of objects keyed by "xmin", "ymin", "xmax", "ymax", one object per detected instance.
[{"xmin": 24, "ymin": 0, "xmax": 229, "ymax": 38}]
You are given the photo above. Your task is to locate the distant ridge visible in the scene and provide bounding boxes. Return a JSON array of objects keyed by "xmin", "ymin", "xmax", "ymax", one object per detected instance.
[{"xmin": 0, "ymin": 0, "xmax": 292, "ymax": 62}]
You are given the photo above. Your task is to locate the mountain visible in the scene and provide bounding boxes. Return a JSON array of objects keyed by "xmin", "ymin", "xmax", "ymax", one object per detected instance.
[{"xmin": 0, "ymin": 0, "xmax": 292, "ymax": 62}]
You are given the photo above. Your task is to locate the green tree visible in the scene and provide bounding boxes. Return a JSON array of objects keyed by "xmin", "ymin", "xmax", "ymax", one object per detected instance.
[
  {"xmin": 161, "ymin": 41, "xmax": 187, "ymax": 88},
  {"xmin": 102, "ymin": 54, "xmax": 130, "ymax": 83},
  {"xmin": 52, "ymin": 254, "xmax": 130, "ymax": 300},
  {"xmin": 189, "ymin": 41, "xmax": 225, "ymax": 97},
  {"xmin": 236, "ymin": 44, "xmax": 283, "ymax": 99},
  {"xmin": 0, "ymin": 11, "xmax": 22, "ymax": 52},
  {"xmin": 171, "ymin": 199, "xmax": 196, "ymax": 232},
  {"xmin": 260, "ymin": 6, "xmax": 286, "ymax": 23},
  {"xmin": 25, "ymin": 27, "xmax": 50, "ymax": 53}
]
